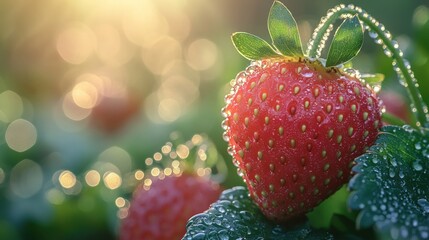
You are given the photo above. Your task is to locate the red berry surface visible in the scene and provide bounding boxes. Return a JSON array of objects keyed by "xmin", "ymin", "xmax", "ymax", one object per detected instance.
[
  {"xmin": 222, "ymin": 59, "xmax": 382, "ymax": 222},
  {"xmin": 120, "ymin": 173, "xmax": 222, "ymax": 240}
]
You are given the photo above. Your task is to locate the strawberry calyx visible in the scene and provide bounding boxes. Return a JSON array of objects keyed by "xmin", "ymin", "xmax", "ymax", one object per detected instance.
[{"xmin": 231, "ymin": 1, "xmax": 364, "ymax": 69}]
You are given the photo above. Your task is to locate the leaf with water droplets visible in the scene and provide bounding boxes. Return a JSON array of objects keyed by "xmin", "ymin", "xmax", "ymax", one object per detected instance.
[
  {"xmin": 326, "ymin": 15, "xmax": 364, "ymax": 67},
  {"xmin": 348, "ymin": 125, "xmax": 429, "ymax": 240},
  {"xmin": 268, "ymin": 1, "xmax": 303, "ymax": 57},
  {"xmin": 183, "ymin": 186, "xmax": 335, "ymax": 239},
  {"xmin": 231, "ymin": 32, "xmax": 281, "ymax": 60}
]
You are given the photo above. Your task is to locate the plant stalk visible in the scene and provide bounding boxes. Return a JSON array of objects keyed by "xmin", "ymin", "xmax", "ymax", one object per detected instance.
[{"xmin": 307, "ymin": 5, "xmax": 429, "ymax": 132}]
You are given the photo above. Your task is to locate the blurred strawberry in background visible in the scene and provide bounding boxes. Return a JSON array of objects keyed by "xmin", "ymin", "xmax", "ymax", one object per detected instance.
[
  {"xmin": 120, "ymin": 173, "xmax": 222, "ymax": 240},
  {"xmin": 379, "ymin": 89, "xmax": 411, "ymax": 124},
  {"xmin": 90, "ymin": 94, "xmax": 141, "ymax": 134}
]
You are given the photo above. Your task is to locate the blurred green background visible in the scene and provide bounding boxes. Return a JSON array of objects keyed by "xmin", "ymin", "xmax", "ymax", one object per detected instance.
[{"xmin": 0, "ymin": 0, "xmax": 428, "ymax": 239}]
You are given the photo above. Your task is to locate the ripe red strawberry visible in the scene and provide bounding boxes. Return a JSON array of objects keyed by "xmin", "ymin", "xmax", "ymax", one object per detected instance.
[
  {"xmin": 120, "ymin": 173, "xmax": 222, "ymax": 240},
  {"xmin": 223, "ymin": 58, "xmax": 382, "ymax": 223},
  {"xmin": 222, "ymin": 0, "xmax": 383, "ymax": 223}
]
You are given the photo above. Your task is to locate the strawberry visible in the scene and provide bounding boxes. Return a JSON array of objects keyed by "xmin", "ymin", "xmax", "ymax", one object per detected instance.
[
  {"xmin": 90, "ymin": 94, "xmax": 141, "ymax": 134},
  {"xmin": 222, "ymin": 1, "xmax": 382, "ymax": 223},
  {"xmin": 120, "ymin": 173, "xmax": 222, "ymax": 240},
  {"xmin": 379, "ymin": 89, "xmax": 410, "ymax": 124}
]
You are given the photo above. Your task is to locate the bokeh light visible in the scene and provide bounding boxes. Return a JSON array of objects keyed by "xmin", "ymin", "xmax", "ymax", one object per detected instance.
[
  {"xmin": 62, "ymin": 92, "xmax": 92, "ymax": 121},
  {"xmin": 103, "ymin": 171, "xmax": 122, "ymax": 190},
  {"xmin": 186, "ymin": 38, "xmax": 219, "ymax": 71},
  {"xmin": 0, "ymin": 0, "xmax": 425, "ymax": 238},
  {"xmin": 0, "ymin": 168, "xmax": 5, "ymax": 185},
  {"xmin": 122, "ymin": 1, "xmax": 168, "ymax": 47},
  {"xmin": 176, "ymin": 144, "xmax": 190, "ymax": 159},
  {"xmin": 56, "ymin": 23, "xmax": 97, "ymax": 64},
  {"xmin": 98, "ymin": 146, "xmax": 132, "ymax": 175},
  {"xmin": 45, "ymin": 188, "xmax": 65, "ymax": 205},
  {"xmin": 0, "ymin": 90, "xmax": 23, "ymax": 123},
  {"xmin": 95, "ymin": 24, "xmax": 133, "ymax": 66},
  {"xmin": 85, "ymin": 170, "xmax": 101, "ymax": 187},
  {"xmin": 5, "ymin": 119, "xmax": 37, "ymax": 152},
  {"xmin": 72, "ymin": 81, "xmax": 99, "ymax": 109},
  {"xmin": 59, "ymin": 170, "xmax": 77, "ymax": 189},
  {"xmin": 115, "ymin": 197, "xmax": 126, "ymax": 208},
  {"xmin": 10, "ymin": 160, "xmax": 43, "ymax": 198},
  {"xmin": 134, "ymin": 170, "xmax": 144, "ymax": 181}
]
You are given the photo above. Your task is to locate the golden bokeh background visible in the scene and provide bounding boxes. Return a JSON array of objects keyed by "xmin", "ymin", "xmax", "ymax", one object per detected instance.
[{"xmin": 0, "ymin": 0, "xmax": 428, "ymax": 239}]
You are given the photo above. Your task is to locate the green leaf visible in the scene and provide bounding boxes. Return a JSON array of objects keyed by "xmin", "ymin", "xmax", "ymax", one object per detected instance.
[
  {"xmin": 231, "ymin": 32, "xmax": 281, "ymax": 60},
  {"xmin": 348, "ymin": 125, "xmax": 429, "ymax": 240},
  {"xmin": 268, "ymin": 1, "xmax": 303, "ymax": 57},
  {"xmin": 183, "ymin": 186, "xmax": 335, "ymax": 239},
  {"xmin": 326, "ymin": 15, "xmax": 364, "ymax": 67},
  {"xmin": 361, "ymin": 73, "xmax": 385, "ymax": 88}
]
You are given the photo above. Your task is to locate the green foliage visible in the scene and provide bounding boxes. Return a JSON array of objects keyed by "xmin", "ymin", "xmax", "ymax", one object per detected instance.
[
  {"xmin": 183, "ymin": 186, "xmax": 335, "ymax": 239},
  {"xmin": 348, "ymin": 125, "xmax": 429, "ymax": 240},
  {"xmin": 231, "ymin": 32, "xmax": 281, "ymax": 60},
  {"xmin": 268, "ymin": 1, "xmax": 303, "ymax": 57},
  {"xmin": 231, "ymin": 0, "xmax": 304, "ymax": 60},
  {"xmin": 326, "ymin": 15, "xmax": 364, "ymax": 67}
]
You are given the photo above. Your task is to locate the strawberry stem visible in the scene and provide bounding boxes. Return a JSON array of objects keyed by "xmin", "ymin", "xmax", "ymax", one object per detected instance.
[{"xmin": 307, "ymin": 4, "xmax": 429, "ymax": 132}]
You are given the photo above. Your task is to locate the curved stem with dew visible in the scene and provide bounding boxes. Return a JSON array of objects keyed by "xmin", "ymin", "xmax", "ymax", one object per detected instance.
[{"xmin": 307, "ymin": 4, "xmax": 429, "ymax": 132}]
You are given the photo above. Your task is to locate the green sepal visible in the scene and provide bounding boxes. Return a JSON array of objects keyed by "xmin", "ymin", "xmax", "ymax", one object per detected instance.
[
  {"xmin": 183, "ymin": 186, "xmax": 335, "ymax": 239},
  {"xmin": 348, "ymin": 125, "xmax": 429, "ymax": 240},
  {"xmin": 326, "ymin": 15, "xmax": 364, "ymax": 67},
  {"xmin": 268, "ymin": 1, "xmax": 303, "ymax": 57},
  {"xmin": 231, "ymin": 32, "xmax": 281, "ymax": 60}
]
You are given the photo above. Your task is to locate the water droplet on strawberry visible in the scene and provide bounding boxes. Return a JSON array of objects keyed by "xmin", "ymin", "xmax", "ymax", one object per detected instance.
[{"xmin": 300, "ymin": 68, "xmax": 314, "ymax": 78}]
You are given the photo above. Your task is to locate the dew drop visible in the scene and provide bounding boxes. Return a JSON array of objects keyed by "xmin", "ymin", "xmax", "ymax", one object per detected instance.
[
  {"xmin": 203, "ymin": 217, "xmax": 213, "ymax": 226},
  {"xmin": 398, "ymin": 170, "xmax": 404, "ymax": 179},
  {"xmin": 391, "ymin": 40, "xmax": 399, "ymax": 49},
  {"xmin": 413, "ymin": 159, "xmax": 423, "ymax": 171},
  {"xmin": 239, "ymin": 210, "xmax": 253, "ymax": 221},
  {"xmin": 300, "ymin": 68, "xmax": 314, "ymax": 78},
  {"xmin": 368, "ymin": 31, "xmax": 378, "ymax": 39},
  {"xmin": 232, "ymin": 200, "xmax": 242, "ymax": 209},
  {"xmin": 390, "ymin": 158, "xmax": 398, "ymax": 167},
  {"xmin": 383, "ymin": 47, "xmax": 393, "ymax": 57},
  {"xmin": 374, "ymin": 38, "xmax": 383, "ymax": 45},
  {"xmin": 384, "ymin": 31, "xmax": 392, "ymax": 40},
  {"xmin": 389, "ymin": 168, "xmax": 396, "ymax": 178},
  {"xmin": 192, "ymin": 233, "xmax": 206, "ymax": 239},
  {"xmin": 218, "ymin": 230, "xmax": 229, "ymax": 240},
  {"xmin": 236, "ymin": 168, "xmax": 244, "ymax": 177},
  {"xmin": 221, "ymin": 120, "xmax": 229, "ymax": 130},
  {"xmin": 400, "ymin": 226, "xmax": 409, "ymax": 239},
  {"xmin": 417, "ymin": 199, "xmax": 429, "ymax": 213},
  {"xmin": 415, "ymin": 142, "xmax": 422, "ymax": 150}
]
